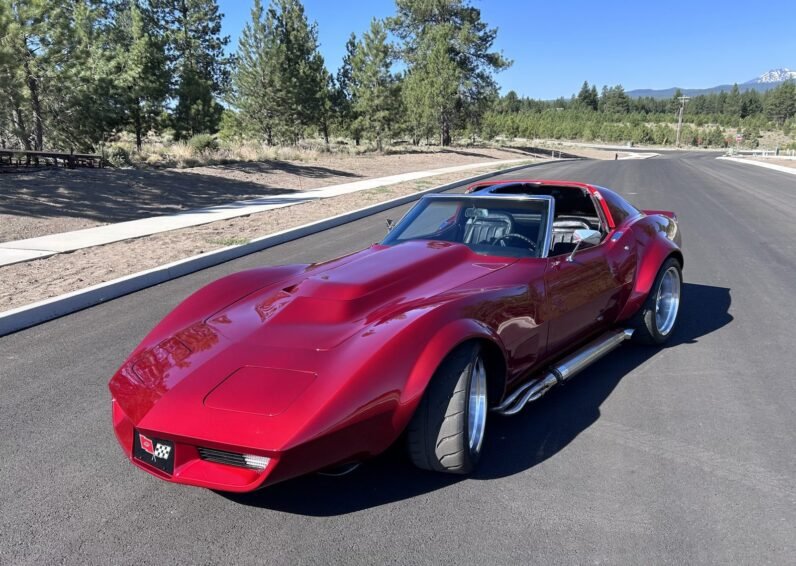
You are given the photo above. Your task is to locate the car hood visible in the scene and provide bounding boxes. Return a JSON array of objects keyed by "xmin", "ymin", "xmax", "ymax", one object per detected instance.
[
  {"xmin": 207, "ymin": 240, "xmax": 515, "ymax": 350},
  {"xmin": 110, "ymin": 241, "xmax": 516, "ymax": 447}
]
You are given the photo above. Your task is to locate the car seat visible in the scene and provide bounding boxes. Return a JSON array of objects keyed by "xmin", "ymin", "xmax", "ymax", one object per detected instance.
[
  {"xmin": 550, "ymin": 219, "xmax": 591, "ymax": 256},
  {"xmin": 463, "ymin": 212, "xmax": 514, "ymax": 245}
]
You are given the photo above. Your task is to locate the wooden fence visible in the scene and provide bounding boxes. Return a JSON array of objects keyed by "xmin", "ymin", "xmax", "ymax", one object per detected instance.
[{"xmin": 0, "ymin": 149, "xmax": 105, "ymax": 169}]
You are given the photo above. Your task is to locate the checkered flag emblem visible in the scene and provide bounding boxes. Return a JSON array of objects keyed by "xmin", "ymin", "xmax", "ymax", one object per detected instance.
[{"xmin": 154, "ymin": 444, "xmax": 171, "ymax": 460}]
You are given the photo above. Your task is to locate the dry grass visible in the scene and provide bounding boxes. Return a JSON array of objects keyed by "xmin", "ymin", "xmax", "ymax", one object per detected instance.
[
  {"xmin": 105, "ymin": 128, "xmax": 795, "ymax": 169},
  {"xmin": 500, "ymin": 130, "xmax": 796, "ymax": 152},
  {"xmin": 757, "ymin": 130, "xmax": 796, "ymax": 150},
  {"xmin": 105, "ymin": 131, "xmax": 524, "ymax": 169},
  {"xmin": 109, "ymin": 137, "xmax": 331, "ymax": 168}
]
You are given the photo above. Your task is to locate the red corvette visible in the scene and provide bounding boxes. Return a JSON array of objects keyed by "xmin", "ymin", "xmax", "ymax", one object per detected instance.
[{"xmin": 109, "ymin": 180, "xmax": 683, "ymax": 492}]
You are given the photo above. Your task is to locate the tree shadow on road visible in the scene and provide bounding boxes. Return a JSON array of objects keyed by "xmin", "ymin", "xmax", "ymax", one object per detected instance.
[{"xmin": 220, "ymin": 282, "xmax": 732, "ymax": 516}]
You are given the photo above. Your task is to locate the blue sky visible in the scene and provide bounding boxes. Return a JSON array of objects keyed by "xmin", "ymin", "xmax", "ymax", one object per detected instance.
[{"xmin": 217, "ymin": 0, "xmax": 796, "ymax": 99}]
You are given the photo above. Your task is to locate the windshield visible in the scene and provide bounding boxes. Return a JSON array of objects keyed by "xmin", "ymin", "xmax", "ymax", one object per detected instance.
[{"xmin": 382, "ymin": 196, "xmax": 551, "ymax": 258}]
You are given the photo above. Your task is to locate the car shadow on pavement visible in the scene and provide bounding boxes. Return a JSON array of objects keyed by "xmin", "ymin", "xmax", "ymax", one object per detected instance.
[{"xmin": 220, "ymin": 282, "xmax": 732, "ymax": 516}]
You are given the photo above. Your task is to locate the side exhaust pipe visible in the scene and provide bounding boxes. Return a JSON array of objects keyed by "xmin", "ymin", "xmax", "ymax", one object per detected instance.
[{"xmin": 494, "ymin": 329, "xmax": 634, "ymax": 416}]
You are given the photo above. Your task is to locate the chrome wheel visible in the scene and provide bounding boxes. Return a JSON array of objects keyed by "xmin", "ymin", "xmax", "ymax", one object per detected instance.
[
  {"xmin": 655, "ymin": 266, "xmax": 681, "ymax": 336},
  {"xmin": 467, "ymin": 356, "xmax": 488, "ymax": 456}
]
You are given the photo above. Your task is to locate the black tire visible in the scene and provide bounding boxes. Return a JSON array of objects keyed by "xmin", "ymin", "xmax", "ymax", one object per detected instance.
[
  {"xmin": 406, "ymin": 343, "xmax": 487, "ymax": 474},
  {"xmin": 631, "ymin": 257, "xmax": 682, "ymax": 345}
]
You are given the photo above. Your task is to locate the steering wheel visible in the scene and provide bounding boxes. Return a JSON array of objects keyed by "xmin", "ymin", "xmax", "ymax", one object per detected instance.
[{"xmin": 492, "ymin": 232, "xmax": 536, "ymax": 252}]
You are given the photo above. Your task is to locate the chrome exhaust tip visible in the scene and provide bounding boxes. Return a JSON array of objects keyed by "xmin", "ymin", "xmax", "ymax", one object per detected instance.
[
  {"xmin": 495, "ymin": 372, "xmax": 559, "ymax": 416},
  {"xmin": 317, "ymin": 462, "xmax": 361, "ymax": 477}
]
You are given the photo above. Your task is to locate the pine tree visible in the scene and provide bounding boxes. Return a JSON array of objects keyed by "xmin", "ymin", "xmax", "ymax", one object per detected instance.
[
  {"xmin": 53, "ymin": 0, "xmax": 121, "ymax": 149},
  {"xmin": 740, "ymin": 89, "xmax": 762, "ymax": 118},
  {"xmin": 317, "ymin": 70, "xmax": 336, "ymax": 145},
  {"xmin": 229, "ymin": 0, "xmax": 330, "ymax": 145},
  {"xmin": 668, "ymin": 88, "xmax": 683, "ymax": 114},
  {"xmin": 117, "ymin": 1, "xmax": 170, "ymax": 150},
  {"xmin": 501, "ymin": 91, "xmax": 520, "ymax": 113},
  {"xmin": 402, "ymin": 24, "xmax": 459, "ymax": 145},
  {"xmin": 0, "ymin": 0, "xmax": 122, "ymax": 151},
  {"xmin": 765, "ymin": 81, "xmax": 796, "ymax": 125},
  {"xmin": 602, "ymin": 85, "xmax": 630, "ymax": 114},
  {"xmin": 4, "ymin": 0, "xmax": 53, "ymax": 150},
  {"xmin": 0, "ymin": 1, "xmax": 28, "ymax": 148},
  {"xmin": 230, "ymin": 0, "xmax": 279, "ymax": 143},
  {"xmin": 725, "ymin": 84, "xmax": 742, "ymax": 117},
  {"xmin": 230, "ymin": 0, "xmax": 330, "ymax": 144},
  {"xmin": 589, "ymin": 85, "xmax": 598, "ymax": 110},
  {"xmin": 267, "ymin": 0, "xmax": 328, "ymax": 144},
  {"xmin": 351, "ymin": 19, "xmax": 398, "ymax": 151},
  {"xmin": 577, "ymin": 80, "xmax": 598, "ymax": 111},
  {"xmin": 389, "ymin": 0, "xmax": 510, "ymax": 145},
  {"xmin": 153, "ymin": 0, "xmax": 230, "ymax": 138},
  {"xmin": 333, "ymin": 32, "xmax": 359, "ymax": 143}
]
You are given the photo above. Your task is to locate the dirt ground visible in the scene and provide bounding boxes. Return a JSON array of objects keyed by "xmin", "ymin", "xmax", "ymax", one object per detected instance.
[
  {"xmin": 0, "ymin": 146, "xmax": 540, "ymax": 242},
  {"xmin": 0, "ymin": 161, "xmax": 542, "ymax": 310},
  {"xmin": 558, "ymin": 147, "xmax": 627, "ymax": 160},
  {"xmin": 748, "ymin": 157, "xmax": 796, "ymax": 169}
]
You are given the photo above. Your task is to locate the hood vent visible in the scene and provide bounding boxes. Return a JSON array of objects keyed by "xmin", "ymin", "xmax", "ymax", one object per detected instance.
[{"xmin": 300, "ymin": 242, "xmax": 469, "ymax": 302}]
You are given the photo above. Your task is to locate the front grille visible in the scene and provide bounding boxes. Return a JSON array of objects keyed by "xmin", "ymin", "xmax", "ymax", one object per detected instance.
[
  {"xmin": 197, "ymin": 447, "xmax": 270, "ymax": 470},
  {"xmin": 197, "ymin": 447, "xmax": 248, "ymax": 468}
]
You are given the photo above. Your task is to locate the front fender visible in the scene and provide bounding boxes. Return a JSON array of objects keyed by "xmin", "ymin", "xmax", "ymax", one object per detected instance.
[
  {"xmin": 260, "ymin": 314, "xmax": 506, "ymax": 469},
  {"xmin": 395, "ymin": 318, "xmax": 506, "ymax": 429}
]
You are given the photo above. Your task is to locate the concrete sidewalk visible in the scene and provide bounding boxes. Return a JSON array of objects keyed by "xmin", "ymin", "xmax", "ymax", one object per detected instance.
[
  {"xmin": 0, "ymin": 157, "xmax": 534, "ymax": 266},
  {"xmin": 618, "ymin": 152, "xmax": 659, "ymax": 160},
  {"xmin": 717, "ymin": 156, "xmax": 796, "ymax": 175}
]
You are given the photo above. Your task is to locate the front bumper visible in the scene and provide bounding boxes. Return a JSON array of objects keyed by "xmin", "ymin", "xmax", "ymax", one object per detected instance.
[{"xmin": 112, "ymin": 399, "xmax": 278, "ymax": 492}]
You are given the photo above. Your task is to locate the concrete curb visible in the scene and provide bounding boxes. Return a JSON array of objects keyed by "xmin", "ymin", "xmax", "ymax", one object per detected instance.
[
  {"xmin": 0, "ymin": 160, "xmax": 553, "ymax": 336},
  {"xmin": 717, "ymin": 156, "xmax": 796, "ymax": 176}
]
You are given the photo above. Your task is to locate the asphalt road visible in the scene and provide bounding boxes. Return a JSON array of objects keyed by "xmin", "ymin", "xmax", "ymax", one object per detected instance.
[{"xmin": 2, "ymin": 153, "xmax": 795, "ymax": 564}]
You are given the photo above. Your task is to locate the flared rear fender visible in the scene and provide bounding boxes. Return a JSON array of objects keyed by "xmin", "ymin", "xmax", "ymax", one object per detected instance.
[{"xmin": 617, "ymin": 215, "xmax": 683, "ymax": 321}]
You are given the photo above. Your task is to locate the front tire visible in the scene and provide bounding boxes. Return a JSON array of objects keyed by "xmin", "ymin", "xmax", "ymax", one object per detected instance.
[
  {"xmin": 407, "ymin": 343, "xmax": 488, "ymax": 474},
  {"xmin": 631, "ymin": 257, "xmax": 682, "ymax": 345}
]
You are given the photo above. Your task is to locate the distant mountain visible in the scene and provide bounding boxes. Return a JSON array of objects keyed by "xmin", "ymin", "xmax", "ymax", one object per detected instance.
[
  {"xmin": 745, "ymin": 68, "xmax": 796, "ymax": 84},
  {"xmin": 626, "ymin": 68, "xmax": 794, "ymax": 99}
]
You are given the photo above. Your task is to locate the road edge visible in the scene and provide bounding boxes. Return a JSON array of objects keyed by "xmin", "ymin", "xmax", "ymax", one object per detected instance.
[
  {"xmin": 0, "ymin": 160, "xmax": 551, "ymax": 336},
  {"xmin": 717, "ymin": 156, "xmax": 796, "ymax": 176}
]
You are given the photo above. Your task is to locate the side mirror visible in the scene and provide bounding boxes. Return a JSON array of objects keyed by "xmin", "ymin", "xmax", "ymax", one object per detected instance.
[
  {"xmin": 566, "ymin": 229, "xmax": 602, "ymax": 262},
  {"xmin": 573, "ymin": 229, "xmax": 602, "ymax": 246},
  {"xmin": 386, "ymin": 218, "xmax": 395, "ymax": 232}
]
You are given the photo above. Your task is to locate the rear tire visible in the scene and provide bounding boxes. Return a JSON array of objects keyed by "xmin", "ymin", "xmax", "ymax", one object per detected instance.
[
  {"xmin": 407, "ymin": 343, "xmax": 487, "ymax": 474},
  {"xmin": 631, "ymin": 257, "xmax": 682, "ymax": 345}
]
